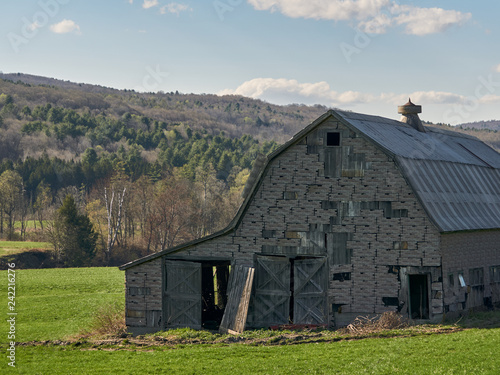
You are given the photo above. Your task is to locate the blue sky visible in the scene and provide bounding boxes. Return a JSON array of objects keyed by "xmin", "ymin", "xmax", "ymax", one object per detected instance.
[{"xmin": 1, "ymin": 0, "xmax": 500, "ymax": 124}]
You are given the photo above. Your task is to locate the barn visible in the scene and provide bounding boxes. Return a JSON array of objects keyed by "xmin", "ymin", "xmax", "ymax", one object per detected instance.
[{"xmin": 120, "ymin": 100, "xmax": 500, "ymax": 335}]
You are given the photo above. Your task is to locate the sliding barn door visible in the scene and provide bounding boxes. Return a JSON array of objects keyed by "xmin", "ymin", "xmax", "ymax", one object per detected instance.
[
  {"xmin": 293, "ymin": 258, "xmax": 328, "ymax": 325},
  {"xmin": 253, "ymin": 256, "xmax": 291, "ymax": 327},
  {"xmin": 164, "ymin": 260, "xmax": 202, "ymax": 329}
]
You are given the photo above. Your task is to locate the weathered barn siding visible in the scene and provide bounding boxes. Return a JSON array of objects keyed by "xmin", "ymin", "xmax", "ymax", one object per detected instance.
[
  {"xmin": 163, "ymin": 118, "xmax": 442, "ymax": 326},
  {"xmin": 441, "ymin": 230, "xmax": 500, "ymax": 314},
  {"xmin": 125, "ymin": 257, "xmax": 163, "ymax": 334}
]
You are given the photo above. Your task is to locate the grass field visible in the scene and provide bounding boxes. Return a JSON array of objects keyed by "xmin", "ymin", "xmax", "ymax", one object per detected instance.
[
  {"xmin": 0, "ymin": 267, "xmax": 124, "ymax": 341},
  {"xmin": 0, "ymin": 241, "xmax": 52, "ymax": 257},
  {"xmin": 7, "ymin": 328, "xmax": 500, "ymax": 374},
  {"xmin": 0, "ymin": 268, "xmax": 499, "ymax": 374}
]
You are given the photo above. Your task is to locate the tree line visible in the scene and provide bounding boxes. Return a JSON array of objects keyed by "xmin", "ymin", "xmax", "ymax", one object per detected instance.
[{"xmin": 0, "ymin": 161, "xmax": 250, "ymax": 267}]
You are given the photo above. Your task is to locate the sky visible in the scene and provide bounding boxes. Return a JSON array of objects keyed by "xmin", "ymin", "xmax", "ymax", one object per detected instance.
[{"xmin": 1, "ymin": 0, "xmax": 500, "ymax": 125}]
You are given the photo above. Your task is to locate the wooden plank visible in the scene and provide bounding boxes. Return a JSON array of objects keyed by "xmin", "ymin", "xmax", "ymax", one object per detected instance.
[{"xmin": 219, "ymin": 265, "xmax": 255, "ymax": 334}]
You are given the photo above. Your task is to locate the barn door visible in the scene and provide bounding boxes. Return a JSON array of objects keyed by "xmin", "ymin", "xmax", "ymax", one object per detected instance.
[
  {"xmin": 253, "ymin": 256, "xmax": 291, "ymax": 327},
  {"xmin": 293, "ymin": 258, "xmax": 328, "ymax": 325},
  {"xmin": 164, "ymin": 260, "xmax": 202, "ymax": 329}
]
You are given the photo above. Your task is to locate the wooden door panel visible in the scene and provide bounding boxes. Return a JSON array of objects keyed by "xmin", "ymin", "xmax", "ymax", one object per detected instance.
[
  {"xmin": 253, "ymin": 256, "xmax": 291, "ymax": 327},
  {"xmin": 164, "ymin": 260, "xmax": 202, "ymax": 329},
  {"xmin": 294, "ymin": 258, "xmax": 328, "ymax": 325}
]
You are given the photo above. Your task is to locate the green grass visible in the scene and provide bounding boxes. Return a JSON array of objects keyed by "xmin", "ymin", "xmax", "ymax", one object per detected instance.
[
  {"xmin": 3, "ymin": 328, "xmax": 499, "ymax": 374},
  {"xmin": 0, "ymin": 241, "xmax": 52, "ymax": 256},
  {"xmin": 1, "ymin": 267, "xmax": 499, "ymax": 374},
  {"xmin": 0, "ymin": 267, "xmax": 124, "ymax": 341}
]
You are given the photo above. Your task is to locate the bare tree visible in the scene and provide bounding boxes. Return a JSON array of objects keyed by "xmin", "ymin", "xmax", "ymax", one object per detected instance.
[
  {"xmin": 104, "ymin": 186, "xmax": 126, "ymax": 264},
  {"xmin": 145, "ymin": 177, "xmax": 191, "ymax": 253}
]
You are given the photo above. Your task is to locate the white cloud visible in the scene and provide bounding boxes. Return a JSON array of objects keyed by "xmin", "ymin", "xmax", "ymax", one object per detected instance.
[
  {"xmin": 247, "ymin": 0, "xmax": 390, "ymax": 22},
  {"xmin": 478, "ymin": 94, "xmax": 500, "ymax": 104},
  {"xmin": 402, "ymin": 91, "xmax": 467, "ymax": 105},
  {"xmin": 392, "ymin": 5, "xmax": 471, "ymax": 36},
  {"xmin": 160, "ymin": 3, "xmax": 192, "ymax": 15},
  {"xmin": 219, "ymin": 78, "xmax": 500, "ymax": 108},
  {"xmin": 247, "ymin": 0, "xmax": 471, "ymax": 36},
  {"xmin": 218, "ymin": 78, "xmax": 373, "ymax": 106},
  {"xmin": 143, "ymin": 0, "xmax": 159, "ymax": 9},
  {"xmin": 49, "ymin": 19, "xmax": 81, "ymax": 34},
  {"xmin": 494, "ymin": 64, "xmax": 500, "ymax": 73}
]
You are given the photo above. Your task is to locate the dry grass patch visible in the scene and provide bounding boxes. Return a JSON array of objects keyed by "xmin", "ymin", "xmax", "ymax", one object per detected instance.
[
  {"xmin": 77, "ymin": 302, "xmax": 127, "ymax": 339},
  {"xmin": 340, "ymin": 311, "xmax": 409, "ymax": 335}
]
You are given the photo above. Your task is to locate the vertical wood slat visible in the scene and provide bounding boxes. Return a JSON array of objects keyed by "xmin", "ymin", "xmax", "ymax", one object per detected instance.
[{"xmin": 219, "ymin": 265, "xmax": 255, "ymax": 334}]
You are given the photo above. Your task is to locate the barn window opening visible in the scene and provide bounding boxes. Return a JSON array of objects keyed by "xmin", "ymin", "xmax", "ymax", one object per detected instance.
[
  {"xmin": 332, "ymin": 272, "xmax": 351, "ymax": 282},
  {"xmin": 408, "ymin": 274, "xmax": 429, "ymax": 319},
  {"xmin": 448, "ymin": 273, "xmax": 454, "ymax": 287},
  {"xmin": 326, "ymin": 132, "xmax": 340, "ymax": 146},
  {"xmin": 469, "ymin": 267, "xmax": 484, "ymax": 287},
  {"xmin": 491, "ymin": 265, "xmax": 500, "ymax": 283}
]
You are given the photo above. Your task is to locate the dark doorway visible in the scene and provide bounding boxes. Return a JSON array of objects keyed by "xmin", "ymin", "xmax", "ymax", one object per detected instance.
[
  {"xmin": 408, "ymin": 274, "xmax": 429, "ymax": 319},
  {"xmin": 201, "ymin": 264, "xmax": 230, "ymax": 330}
]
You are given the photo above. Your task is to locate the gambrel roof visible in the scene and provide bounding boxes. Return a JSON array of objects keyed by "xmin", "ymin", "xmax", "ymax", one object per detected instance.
[
  {"xmin": 120, "ymin": 109, "xmax": 500, "ymax": 270},
  {"xmin": 336, "ymin": 110, "xmax": 500, "ymax": 232}
]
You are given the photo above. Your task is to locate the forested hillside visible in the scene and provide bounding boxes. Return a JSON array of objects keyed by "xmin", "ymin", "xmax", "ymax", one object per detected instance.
[{"xmin": 1, "ymin": 73, "xmax": 499, "ymax": 268}]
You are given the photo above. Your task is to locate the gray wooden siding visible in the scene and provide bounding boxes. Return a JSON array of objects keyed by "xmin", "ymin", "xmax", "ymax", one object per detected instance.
[{"xmin": 125, "ymin": 258, "xmax": 162, "ymax": 329}]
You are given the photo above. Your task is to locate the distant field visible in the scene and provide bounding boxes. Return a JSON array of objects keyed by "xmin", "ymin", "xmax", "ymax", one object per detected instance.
[
  {"xmin": 1, "ymin": 267, "xmax": 499, "ymax": 374},
  {"xmin": 13, "ymin": 220, "xmax": 50, "ymax": 229},
  {"xmin": 0, "ymin": 241, "xmax": 52, "ymax": 257}
]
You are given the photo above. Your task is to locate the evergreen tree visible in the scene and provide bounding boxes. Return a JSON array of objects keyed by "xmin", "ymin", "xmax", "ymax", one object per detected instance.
[{"xmin": 52, "ymin": 195, "xmax": 97, "ymax": 267}]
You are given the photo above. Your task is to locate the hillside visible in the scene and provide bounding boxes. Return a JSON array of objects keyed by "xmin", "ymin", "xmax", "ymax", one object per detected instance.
[
  {"xmin": 2, "ymin": 73, "xmax": 500, "ymax": 155},
  {"xmin": 1, "ymin": 73, "xmax": 500, "ymax": 266},
  {"xmin": 457, "ymin": 120, "xmax": 500, "ymax": 131},
  {"xmin": 0, "ymin": 72, "xmax": 327, "ymax": 148}
]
